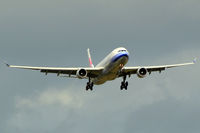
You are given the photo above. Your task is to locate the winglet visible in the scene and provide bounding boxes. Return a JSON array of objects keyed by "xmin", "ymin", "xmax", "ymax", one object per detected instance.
[
  {"xmin": 87, "ymin": 48, "xmax": 94, "ymax": 68},
  {"xmin": 5, "ymin": 63, "xmax": 10, "ymax": 67},
  {"xmin": 1, "ymin": 59, "xmax": 10, "ymax": 67},
  {"xmin": 4, "ymin": 60, "xmax": 10, "ymax": 67},
  {"xmin": 193, "ymin": 58, "xmax": 197, "ymax": 64}
]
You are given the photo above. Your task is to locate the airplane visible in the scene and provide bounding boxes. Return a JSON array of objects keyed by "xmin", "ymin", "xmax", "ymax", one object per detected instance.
[{"xmin": 5, "ymin": 47, "xmax": 196, "ymax": 91}]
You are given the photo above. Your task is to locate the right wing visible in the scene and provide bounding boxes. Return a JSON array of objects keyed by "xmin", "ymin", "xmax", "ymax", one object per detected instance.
[
  {"xmin": 120, "ymin": 58, "xmax": 196, "ymax": 76},
  {"xmin": 6, "ymin": 64, "xmax": 103, "ymax": 78}
]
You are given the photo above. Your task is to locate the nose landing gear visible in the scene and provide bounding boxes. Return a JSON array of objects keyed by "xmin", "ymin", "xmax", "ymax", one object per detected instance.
[{"xmin": 120, "ymin": 76, "xmax": 128, "ymax": 90}]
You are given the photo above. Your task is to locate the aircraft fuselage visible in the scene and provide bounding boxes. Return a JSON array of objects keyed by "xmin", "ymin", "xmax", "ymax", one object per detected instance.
[{"xmin": 92, "ymin": 47, "xmax": 129, "ymax": 85}]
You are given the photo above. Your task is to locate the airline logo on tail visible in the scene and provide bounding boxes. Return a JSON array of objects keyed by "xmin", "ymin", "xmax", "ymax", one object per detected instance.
[{"xmin": 87, "ymin": 48, "xmax": 94, "ymax": 68}]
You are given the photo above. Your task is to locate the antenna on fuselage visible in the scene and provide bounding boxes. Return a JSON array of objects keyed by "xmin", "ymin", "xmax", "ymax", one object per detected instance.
[{"xmin": 87, "ymin": 48, "xmax": 94, "ymax": 68}]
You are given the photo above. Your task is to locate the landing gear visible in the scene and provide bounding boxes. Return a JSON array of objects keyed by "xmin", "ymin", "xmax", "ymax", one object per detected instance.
[
  {"xmin": 86, "ymin": 77, "xmax": 94, "ymax": 91},
  {"xmin": 120, "ymin": 76, "xmax": 128, "ymax": 90},
  {"xmin": 86, "ymin": 82, "xmax": 93, "ymax": 91},
  {"xmin": 121, "ymin": 81, "xmax": 128, "ymax": 90}
]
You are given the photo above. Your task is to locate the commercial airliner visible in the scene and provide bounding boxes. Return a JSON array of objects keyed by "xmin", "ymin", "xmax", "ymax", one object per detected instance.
[{"xmin": 5, "ymin": 47, "xmax": 196, "ymax": 91}]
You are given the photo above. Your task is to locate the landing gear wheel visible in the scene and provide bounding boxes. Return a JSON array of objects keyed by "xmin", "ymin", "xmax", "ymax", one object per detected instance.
[
  {"xmin": 90, "ymin": 83, "xmax": 94, "ymax": 91},
  {"xmin": 124, "ymin": 85, "xmax": 128, "ymax": 90},
  {"xmin": 86, "ymin": 86, "xmax": 89, "ymax": 91},
  {"xmin": 120, "ymin": 76, "xmax": 128, "ymax": 90},
  {"xmin": 120, "ymin": 85, "xmax": 123, "ymax": 90},
  {"xmin": 86, "ymin": 85, "xmax": 92, "ymax": 91},
  {"xmin": 86, "ymin": 77, "xmax": 94, "ymax": 91},
  {"xmin": 126, "ymin": 81, "xmax": 128, "ymax": 86}
]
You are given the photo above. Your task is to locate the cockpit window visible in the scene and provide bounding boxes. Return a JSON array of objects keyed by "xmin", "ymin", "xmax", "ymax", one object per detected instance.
[{"xmin": 118, "ymin": 50, "xmax": 126, "ymax": 52}]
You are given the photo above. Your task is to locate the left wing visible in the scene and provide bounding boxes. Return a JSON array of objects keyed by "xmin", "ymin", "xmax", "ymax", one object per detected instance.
[
  {"xmin": 120, "ymin": 58, "xmax": 196, "ymax": 76},
  {"xmin": 6, "ymin": 64, "xmax": 103, "ymax": 78}
]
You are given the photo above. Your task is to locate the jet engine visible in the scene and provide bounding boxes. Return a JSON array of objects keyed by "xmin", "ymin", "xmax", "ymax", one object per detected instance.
[
  {"xmin": 137, "ymin": 68, "xmax": 148, "ymax": 78},
  {"xmin": 76, "ymin": 68, "xmax": 87, "ymax": 79}
]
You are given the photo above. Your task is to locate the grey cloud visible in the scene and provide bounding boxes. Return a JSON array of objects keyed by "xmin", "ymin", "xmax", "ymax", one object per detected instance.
[
  {"xmin": 0, "ymin": 0, "xmax": 200, "ymax": 133},
  {"xmin": 125, "ymin": 99, "xmax": 200, "ymax": 133},
  {"xmin": 3, "ymin": 48, "xmax": 200, "ymax": 133}
]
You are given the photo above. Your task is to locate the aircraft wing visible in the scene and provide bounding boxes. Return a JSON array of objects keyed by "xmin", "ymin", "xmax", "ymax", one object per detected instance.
[
  {"xmin": 6, "ymin": 64, "xmax": 104, "ymax": 78},
  {"xmin": 120, "ymin": 59, "xmax": 196, "ymax": 76}
]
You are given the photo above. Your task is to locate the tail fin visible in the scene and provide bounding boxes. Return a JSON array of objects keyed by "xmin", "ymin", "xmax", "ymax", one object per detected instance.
[{"xmin": 87, "ymin": 48, "xmax": 94, "ymax": 68}]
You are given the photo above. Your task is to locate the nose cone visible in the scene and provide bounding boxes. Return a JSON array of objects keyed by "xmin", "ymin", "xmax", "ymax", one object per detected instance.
[
  {"xmin": 112, "ymin": 49, "xmax": 129, "ymax": 62},
  {"xmin": 113, "ymin": 47, "xmax": 129, "ymax": 58},
  {"xmin": 122, "ymin": 48, "xmax": 129, "ymax": 57},
  {"xmin": 125, "ymin": 49, "xmax": 129, "ymax": 55}
]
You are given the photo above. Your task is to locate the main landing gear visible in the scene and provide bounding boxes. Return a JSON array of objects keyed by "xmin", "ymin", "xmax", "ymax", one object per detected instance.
[
  {"xmin": 86, "ymin": 77, "xmax": 94, "ymax": 91},
  {"xmin": 121, "ymin": 76, "xmax": 128, "ymax": 90}
]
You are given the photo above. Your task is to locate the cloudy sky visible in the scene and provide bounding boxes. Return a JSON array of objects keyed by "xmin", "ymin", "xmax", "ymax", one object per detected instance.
[{"xmin": 0, "ymin": 0, "xmax": 200, "ymax": 132}]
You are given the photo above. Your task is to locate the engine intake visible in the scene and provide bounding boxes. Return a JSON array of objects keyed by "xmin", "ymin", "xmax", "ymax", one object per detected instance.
[
  {"xmin": 137, "ymin": 68, "xmax": 148, "ymax": 78},
  {"xmin": 76, "ymin": 68, "xmax": 87, "ymax": 79}
]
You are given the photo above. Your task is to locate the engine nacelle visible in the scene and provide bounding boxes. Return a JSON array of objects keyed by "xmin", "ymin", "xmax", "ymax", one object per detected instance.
[
  {"xmin": 137, "ymin": 68, "xmax": 148, "ymax": 78},
  {"xmin": 76, "ymin": 68, "xmax": 87, "ymax": 79}
]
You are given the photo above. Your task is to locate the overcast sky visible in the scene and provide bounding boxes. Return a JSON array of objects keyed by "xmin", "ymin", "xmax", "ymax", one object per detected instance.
[{"xmin": 0, "ymin": 0, "xmax": 200, "ymax": 133}]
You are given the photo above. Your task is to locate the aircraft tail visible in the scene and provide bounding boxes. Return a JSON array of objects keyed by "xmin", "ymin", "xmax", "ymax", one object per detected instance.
[{"xmin": 87, "ymin": 48, "xmax": 94, "ymax": 68}]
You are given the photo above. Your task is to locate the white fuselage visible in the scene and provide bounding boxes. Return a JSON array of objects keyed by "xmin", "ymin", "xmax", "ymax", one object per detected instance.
[{"xmin": 92, "ymin": 47, "xmax": 129, "ymax": 85}]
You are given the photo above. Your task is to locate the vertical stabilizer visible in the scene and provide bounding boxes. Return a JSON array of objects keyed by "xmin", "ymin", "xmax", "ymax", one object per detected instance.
[{"xmin": 87, "ymin": 48, "xmax": 94, "ymax": 68}]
